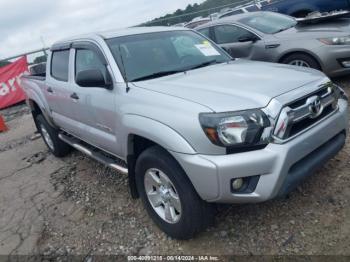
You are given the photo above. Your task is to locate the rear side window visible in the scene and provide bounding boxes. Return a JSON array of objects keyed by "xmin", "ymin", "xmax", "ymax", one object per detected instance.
[{"xmin": 51, "ymin": 50, "xmax": 70, "ymax": 81}]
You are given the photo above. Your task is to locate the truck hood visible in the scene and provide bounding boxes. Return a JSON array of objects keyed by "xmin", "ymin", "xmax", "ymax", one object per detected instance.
[{"xmin": 133, "ymin": 60, "xmax": 326, "ymax": 112}]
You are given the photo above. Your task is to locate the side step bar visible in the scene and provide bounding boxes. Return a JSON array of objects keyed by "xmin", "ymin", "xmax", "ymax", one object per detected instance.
[{"xmin": 58, "ymin": 133, "xmax": 128, "ymax": 175}]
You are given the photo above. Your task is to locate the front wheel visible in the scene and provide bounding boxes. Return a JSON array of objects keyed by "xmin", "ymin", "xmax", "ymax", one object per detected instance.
[
  {"xmin": 281, "ymin": 53, "xmax": 321, "ymax": 71},
  {"xmin": 135, "ymin": 146, "xmax": 214, "ymax": 239}
]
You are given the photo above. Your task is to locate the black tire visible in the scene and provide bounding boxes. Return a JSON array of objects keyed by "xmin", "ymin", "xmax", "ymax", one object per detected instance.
[
  {"xmin": 281, "ymin": 53, "xmax": 321, "ymax": 71},
  {"xmin": 135, "ymin": 146, "xmax": 214, "ymax": 239},
  {"xmin": 36, "ymin": 114, "xmax": 71, "ymax": 157}
]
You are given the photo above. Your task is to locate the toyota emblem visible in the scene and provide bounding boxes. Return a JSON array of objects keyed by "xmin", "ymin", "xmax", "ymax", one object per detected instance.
[{"xmin": 307, "ymin": 96, "xmax": 323, "ymax": 118}]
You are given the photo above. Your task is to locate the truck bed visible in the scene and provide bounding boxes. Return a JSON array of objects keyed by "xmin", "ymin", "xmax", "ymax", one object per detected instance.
[{"xmin": 26, "ymin": 62, "xmax": 46, "ymax": 81}]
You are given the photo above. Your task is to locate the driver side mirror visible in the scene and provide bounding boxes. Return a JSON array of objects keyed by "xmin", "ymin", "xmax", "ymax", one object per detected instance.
[
  {"xmin": 76, "ymin": 69, "xmax": 112, "ymax": 89},
  {"xmin": 238, "ymin": 35, "xmax": 259, "ymax": 43}
]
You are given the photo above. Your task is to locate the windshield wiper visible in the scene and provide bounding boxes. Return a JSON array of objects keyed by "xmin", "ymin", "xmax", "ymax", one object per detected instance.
[
  {"xmin": 131, "ymin": 60, "xmax": 223, "ymax": 82},
  {"xmin": 131, "ymin": 70, "xmax": 185, "ymax": 82},
  {"xmin": 186, "ymin": 60, "xmax": 221, "ymax": 71}
]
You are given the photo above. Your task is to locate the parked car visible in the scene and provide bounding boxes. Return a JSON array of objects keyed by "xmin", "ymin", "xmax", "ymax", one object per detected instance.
[
  {"xmin": 196, "ymin": 11, "xmax": 350, "ymax": 77},
  {"xmin": 22, "ymin": 27, "xmax": 348, "ymax": 239},
  {"xmin": 172, "ymin": 22, "xmax": 186, "ymax": 27},
  {"xmin": 260, "ymin": 0, "xmax": 350, "ymax": 17},
  {"xmin": 209, "ymin": 12, "xmax": 220, "ymax": 20},
  {"xmin": 218, "ymin": 0, "xmax": 350, "ymax": 19},
  {"xmin": 296, "ymin": 10, "xmax": 350, "ymax": 24},
  {"xmin": 218, "ymin": 3, "xmax": 260, "ymax": 19}
]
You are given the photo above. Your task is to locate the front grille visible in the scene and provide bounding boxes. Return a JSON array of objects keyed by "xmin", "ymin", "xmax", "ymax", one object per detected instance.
[
  {"xmin": 288, "ymin": 88, "xmax": 329, "ymax": 109},
  {"xmin": 273, "ymin": 83, "xmax": 339, "ymax": 141},
  {"xmin": 288, "ymin": 105, "xmax": 334, "ymax": 137}
]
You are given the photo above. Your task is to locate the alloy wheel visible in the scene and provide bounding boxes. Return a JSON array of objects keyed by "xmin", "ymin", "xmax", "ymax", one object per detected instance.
[
  {"xmin": 144, "ymin": 168, "xmax": 182, "ymax": 224},
  {"xmin": 288, "ymin": 60, "xmax": 311, "ymax": 68},
  {"xmin": 40, "ymin": 124, "xmax": 55, "ymax": 151}
]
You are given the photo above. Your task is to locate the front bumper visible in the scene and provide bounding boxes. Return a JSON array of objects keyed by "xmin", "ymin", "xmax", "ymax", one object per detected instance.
[
  {"xmin": 318, "ymin": 45, "xmax": 350, "ymax": 77},
  {"xmin": 171, "ymin": 99, "xmax": 348, "ymax": 204}
]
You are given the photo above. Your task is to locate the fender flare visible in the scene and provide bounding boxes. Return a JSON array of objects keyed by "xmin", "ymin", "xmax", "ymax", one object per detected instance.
[
  {"xmin": 122, "ymin": 114, "xmax": 197, "ymax": 199},
  {"xmin": 122, "ymin": 114, "xmax": 196, "ymax": 156},
  {"xmin": 26, "ymin": 89, "xmax": 57, "ymax": 129}
]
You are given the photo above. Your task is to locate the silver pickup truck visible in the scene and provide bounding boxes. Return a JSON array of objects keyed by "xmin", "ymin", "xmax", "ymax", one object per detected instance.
[{"xmin": 22, "ymin": 27, "xmax": 348, "ymax": 239}]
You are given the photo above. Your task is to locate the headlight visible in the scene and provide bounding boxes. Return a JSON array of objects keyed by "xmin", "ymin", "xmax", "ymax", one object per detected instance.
[
  {"xmin": 199, "ymin": 109, "xmax": 270, "ymax": 148},
  {"xmin": 319, "ymin": 36, "xmax": 350, "ymax": 45}
]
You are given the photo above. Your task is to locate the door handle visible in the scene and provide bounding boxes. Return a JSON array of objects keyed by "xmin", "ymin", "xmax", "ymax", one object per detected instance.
[
  {"xmin": 47, "ymin": 87, "xmax": 53, "ymax": 93},
  {"xmin": 70, "ymin": 92, "xmax": 79, "ymax": 100}
]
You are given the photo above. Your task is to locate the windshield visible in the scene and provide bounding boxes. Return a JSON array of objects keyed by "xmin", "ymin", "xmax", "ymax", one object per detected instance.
[
  {"xmin": 106, "ymin": 30, "xmax": 230, "ymax": 82},
  {"xmin": 239, "ymin": 12, "xmax": 297, "ymax": 34}
]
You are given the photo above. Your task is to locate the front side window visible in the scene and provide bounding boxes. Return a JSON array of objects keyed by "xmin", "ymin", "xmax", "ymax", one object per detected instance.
[
  {"xmin": 106, "ymin": 30, "xmax": 230, "ymax": 82},
  {"xmin": 51, "ymin": 50, "xmax": 69, "ymax": 81},
  {"xmin": 75, "ymin": 48, "xmax": 107, "ymax": 80},
  {"xmin": 214, "ymin": 25, "xmax": 255, "ymax": 44}
]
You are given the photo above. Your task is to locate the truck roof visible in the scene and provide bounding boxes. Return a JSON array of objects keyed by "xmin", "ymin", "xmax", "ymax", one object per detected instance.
[{"xmin": 52, "ymin": 26, "xmax": 189, "ymax": 48}]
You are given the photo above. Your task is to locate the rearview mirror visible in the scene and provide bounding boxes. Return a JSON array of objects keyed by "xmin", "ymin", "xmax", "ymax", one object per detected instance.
[
  {"xmin": 238, "ymin": 35, "xmax": 259, "ymax": 43},
  {"xmin": 76, "ymin": 69, "xmax": 112, "ymax": 89}
]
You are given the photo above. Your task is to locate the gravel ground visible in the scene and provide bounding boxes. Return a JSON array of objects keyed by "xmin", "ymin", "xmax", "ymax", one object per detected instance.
[
  {"xmin": 0, "ymin": 102, "xmax": 30, "ymax": 122},
  {"xmin": 0, "ymin": 76, "xmax": 349, "ymax": 257}
]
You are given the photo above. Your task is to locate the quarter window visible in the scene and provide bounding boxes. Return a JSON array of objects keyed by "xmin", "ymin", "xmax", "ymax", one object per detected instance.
[
  {"xmin": 214, "ymin": 25, "xmax": 256, "ymax": 44},
  {"xmin": 51, "ymin": 50, "xmax": 70, "ymax": 81}
]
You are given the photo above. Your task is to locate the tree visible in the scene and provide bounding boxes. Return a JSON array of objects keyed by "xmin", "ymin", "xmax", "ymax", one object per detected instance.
[
  {"xmin": 0, "ymin": 60, "xmax": 10, "ymax": 68},
  {"xmin": 33, "ymin": 55, "xmax": 47, "ymax": 64}
]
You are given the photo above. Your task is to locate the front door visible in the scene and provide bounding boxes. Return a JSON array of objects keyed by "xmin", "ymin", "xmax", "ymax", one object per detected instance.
[
  {"xmin": 69, "ymin": 43, "xmax": 118, "ymax": 155},
  {"xmin": 212, "ymin": 24, "xmax": 260, "ymax": 59}
]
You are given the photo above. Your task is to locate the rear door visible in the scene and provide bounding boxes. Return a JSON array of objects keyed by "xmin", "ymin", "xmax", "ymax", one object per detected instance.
[{"xmin": 45, "ymin": 47, "xmax": 80, "ymax": 134}]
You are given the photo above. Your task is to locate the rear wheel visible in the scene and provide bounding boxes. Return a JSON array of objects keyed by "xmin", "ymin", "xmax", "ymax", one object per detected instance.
[
  {"xmin": 281, "ymin": 53, "xmax": 321, "ymax": 71},
  {"xmin": 135, "ymin": 146, "xmax": 214, "ymax": 239},
  {"xmin": 36, "ymin": 114, "xmax": 71, "ymax": 157}
]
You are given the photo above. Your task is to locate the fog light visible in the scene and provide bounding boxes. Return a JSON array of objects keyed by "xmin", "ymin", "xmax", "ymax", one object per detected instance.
[
  {"xmin": 232, "ymin": 178, "xmax": 244, "ymax": 190},
  {"xmin": 341, "ymin": 60, "xmax": 350, "ymax": 68}
]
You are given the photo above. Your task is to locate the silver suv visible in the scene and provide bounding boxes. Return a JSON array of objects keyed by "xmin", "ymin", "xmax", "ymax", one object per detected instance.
[{"xmin": 22, "ymin": 27, "xmax": 349, "ymax": 239}]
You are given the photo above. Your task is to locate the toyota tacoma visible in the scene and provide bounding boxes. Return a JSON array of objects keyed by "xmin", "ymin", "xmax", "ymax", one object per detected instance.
[{"xmin": 21, "ymin": 27, "xmax": 349, "ymax": 239}]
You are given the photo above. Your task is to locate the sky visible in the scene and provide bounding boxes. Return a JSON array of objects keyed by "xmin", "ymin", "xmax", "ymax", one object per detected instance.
[{"xmin": 0, "ymin": 0, "xmax": 205, "ymax": 60}]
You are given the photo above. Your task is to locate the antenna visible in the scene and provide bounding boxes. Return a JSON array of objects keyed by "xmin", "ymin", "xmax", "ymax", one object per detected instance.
[
  {"xmin": 40, "ymin": 36, "xmax": 48, "ymax": 57},
  {"xmin": 118, "ymin": 44, "xmax": 130, "ymax": 92}
]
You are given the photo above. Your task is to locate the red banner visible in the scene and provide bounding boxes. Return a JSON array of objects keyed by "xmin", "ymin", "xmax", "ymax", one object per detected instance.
[{"xmin": 0, "ymin": 56, "xmax": 29, "ymax": 109}]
